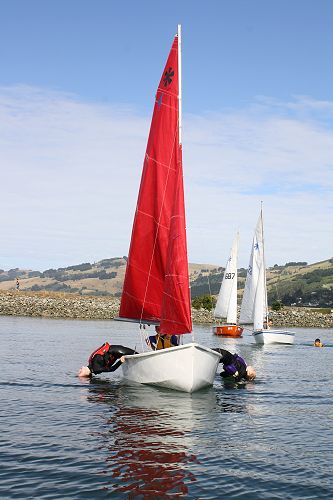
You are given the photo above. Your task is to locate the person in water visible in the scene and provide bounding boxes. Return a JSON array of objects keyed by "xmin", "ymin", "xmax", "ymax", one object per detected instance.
[
  {"xmin": 213, "ymin": 348, "xmax": 256, "ymax": 382},
  {"xmin": 313, "ymin": 338, "xmax": 324, "ymax": 347},
  {"xmin": 78, "ymin": 342, "xmax": 138, "ymax": 377},
  {"xmin": 147, "ymin": 326, "xmax": 179, "ymax": 350}
]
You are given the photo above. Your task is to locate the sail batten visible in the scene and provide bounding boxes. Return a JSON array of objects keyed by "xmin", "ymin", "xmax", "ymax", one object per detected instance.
[{"xmin": 119, "ymin": 32, "xmax": 192, "ymax": 335}]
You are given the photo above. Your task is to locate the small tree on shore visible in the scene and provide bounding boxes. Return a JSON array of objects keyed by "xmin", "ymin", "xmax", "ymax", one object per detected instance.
[
  {"xmin": 271, "ymin": 300, "xmax": 283, "ymax": 311},
  {"xmin": 191, "ymin": 295, "xmax": 216, "ymax": 311}
]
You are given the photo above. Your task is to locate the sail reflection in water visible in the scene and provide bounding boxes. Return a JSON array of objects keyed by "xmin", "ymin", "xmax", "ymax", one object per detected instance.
[{"xmin": 86, "ymin": 382, "xmax": 203, "ymax": 497}]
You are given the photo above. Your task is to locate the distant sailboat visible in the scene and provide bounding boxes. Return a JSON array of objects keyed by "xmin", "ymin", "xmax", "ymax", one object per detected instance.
[
  {"xmin": 117, "ymin": 26, "xmax": 221, "ymax": 392},
  {"xmin": 239, "ymin": 207, "xmax": 295, "ymax": 345},
  {"xmin": 212, "ymin": 233, "xmax": 243, "ymax": 337}
]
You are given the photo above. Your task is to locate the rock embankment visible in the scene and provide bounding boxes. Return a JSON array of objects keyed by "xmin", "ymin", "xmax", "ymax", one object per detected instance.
[
  {"xmin": 0, "ymin": 291, "xmax": 119, "ymax": 320},
  {"xmin": 192, "ymin": 307, "xmax": 333, "ymax": 328},
  {"xmin": 0, "ymin": 291, "xmax": 332, "ymax": 328}
]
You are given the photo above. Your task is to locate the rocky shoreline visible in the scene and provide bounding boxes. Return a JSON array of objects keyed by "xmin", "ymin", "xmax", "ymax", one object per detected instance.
[{"xmin": 0, "ymin": 291, "xmax": 332, "ymax": 329}]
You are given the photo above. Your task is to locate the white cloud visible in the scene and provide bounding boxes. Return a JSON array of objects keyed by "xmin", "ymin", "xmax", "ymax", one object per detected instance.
[{"xmin": 0, "ymin": 85, "xmax": 332, "ymax": 270}]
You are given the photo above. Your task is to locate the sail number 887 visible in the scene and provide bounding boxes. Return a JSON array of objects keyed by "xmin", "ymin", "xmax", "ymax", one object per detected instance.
[{"xmin": 225, "ymin": 273, "xmax": 235, "ymax": 279}]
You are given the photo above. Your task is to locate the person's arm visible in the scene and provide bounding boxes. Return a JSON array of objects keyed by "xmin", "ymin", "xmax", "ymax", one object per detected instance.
[
  {"xmin": 106, "ymin": 346, "xmax": 138, "ymax": 371},
  {"xmin": 171, "ymin": 335, "xmax": 179, "ymax": 347},
  {"xmin": 212, "ymin": 348, "xmax": 234, "ymax": 365},
  {"xmin": 147, "ymin": 336, "xmax": 157, "ymax": 349},
  {"xmin": 220, "ymin": 363, "xmax": 239, "ymax": 379},
  {"xmin": 108, "ymin": 360, "xmax": 123, "ymax": 372}
]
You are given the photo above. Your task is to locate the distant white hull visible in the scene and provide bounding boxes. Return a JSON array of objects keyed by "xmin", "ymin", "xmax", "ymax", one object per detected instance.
[
  {"xmin": 121, "ymin": 342, "xmax": 221, "ymax": 393},
  {"xmin": 253, "ymin": 329, "xmax": 295, "ymax": 345}
]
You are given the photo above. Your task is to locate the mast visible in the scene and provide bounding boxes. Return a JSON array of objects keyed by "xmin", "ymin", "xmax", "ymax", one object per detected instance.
[
  {"xmin": 260, "ymin": 202, "xmax": 269, "ymax": 325},
  {"xmin": 178, "ymin": 24, "xmax": 182, "ymax": 145},
  {"xmin": 177, "ymin": 24, "xmax": 192, "ymax": 333}
]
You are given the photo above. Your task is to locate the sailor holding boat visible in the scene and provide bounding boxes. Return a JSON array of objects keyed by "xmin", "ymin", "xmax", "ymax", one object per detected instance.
[
  {"xmin": 78, "ymin": 342, "xmax": 138, "ymax": 377},
  {"xmin": 213, "ymin": 348, "xmax": 256, "ymax": 382}
]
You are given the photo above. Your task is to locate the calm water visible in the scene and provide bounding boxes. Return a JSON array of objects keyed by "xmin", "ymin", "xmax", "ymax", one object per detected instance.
[{"xmin": 0, "ymin": 316, "xmax": 332, "ymax": 499}]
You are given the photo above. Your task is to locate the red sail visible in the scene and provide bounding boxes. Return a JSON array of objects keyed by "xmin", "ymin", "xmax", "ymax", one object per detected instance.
[{"xmin": 119, "ymin": 34, "xmax": 192, "ymax": 335}]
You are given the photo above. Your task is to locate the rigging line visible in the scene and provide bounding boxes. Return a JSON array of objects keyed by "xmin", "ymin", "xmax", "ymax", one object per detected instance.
[
  {"xmin": 145, "ymin": 153, "xmax": 177, "ymax": 171},
  {"xmin": 154, "ymin": 100, "xmax": 178, "ymax": 112},
  {"xmin": 155, "ymin": 87, "xmax": 178, "ymax": 100},
  {"xmin": 138, "ymin": 323, "xmax": 146, "ymax": 351},
  {"xmin": 136, "ymin": 210, "xmax": 169, "ymax": 230}
]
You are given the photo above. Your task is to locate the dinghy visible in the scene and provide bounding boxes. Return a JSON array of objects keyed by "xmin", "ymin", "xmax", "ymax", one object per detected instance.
[
  {"xmin": 239, "ymin": 206, "xmax": 295, "ymax": 345},
  {"xmin": 212, "ymin": 233, "xmax": 243, "ymax": 337},
  {"xmin": 117, "ymin": 26, "xmax": 221, "ymax": 391}
]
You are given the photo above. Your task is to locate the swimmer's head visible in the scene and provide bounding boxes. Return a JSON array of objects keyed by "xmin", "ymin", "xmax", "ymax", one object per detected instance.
[{"xmin": 246, "ymin": 366, "xmax": 256, "ymax": 380}]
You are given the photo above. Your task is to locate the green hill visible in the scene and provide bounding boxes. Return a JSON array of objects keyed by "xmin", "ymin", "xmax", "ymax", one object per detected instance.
[
  {"xmin": 189, "ymin": 259, "xmax": 333, "ymax": 308},
  {"xmin": 1, "ymin": 257, "xmax": 333, "ymax": 308}
]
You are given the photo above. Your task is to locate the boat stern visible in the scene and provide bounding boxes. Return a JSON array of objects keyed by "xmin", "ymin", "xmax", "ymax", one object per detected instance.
[{"xmin": 253, "ymin": 329, "xmax": 295, "ymax": 345}]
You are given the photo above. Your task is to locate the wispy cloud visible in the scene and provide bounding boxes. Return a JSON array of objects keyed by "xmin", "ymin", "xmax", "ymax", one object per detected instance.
[
  {"xmin": 0, "ymin": 85, "xmax": 332, "ymax": 270},
  {"xmin": 184, "ymin": 97, "xmax": 333, "ymax": 266}
]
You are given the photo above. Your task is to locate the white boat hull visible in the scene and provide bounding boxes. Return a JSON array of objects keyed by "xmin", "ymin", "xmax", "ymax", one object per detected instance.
[
  {"xmin": 121, "ymin": 342, "xmax": 221, "ymax": 393},
  {"xmin": 253, "ymin": 329, "xmax": 295, "ymax": 345}
]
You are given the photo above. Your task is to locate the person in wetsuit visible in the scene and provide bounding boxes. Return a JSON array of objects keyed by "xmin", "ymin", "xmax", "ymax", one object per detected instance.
[
  {"xmin": 213, "ymin": 348, "xmax": 256, "ymax": 382},
  {"xmin": 78, "ymin": 342, "xmax": 138, "ymax": 377}
]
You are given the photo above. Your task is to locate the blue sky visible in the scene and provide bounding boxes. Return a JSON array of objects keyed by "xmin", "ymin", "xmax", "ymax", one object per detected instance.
[
  {"xmin": 1, "ymin": 0, "xmax": 333, "ymax": 270},
  {"xmin": 2, "ymin": 1, "xmax": 333, "ymax": 110}
]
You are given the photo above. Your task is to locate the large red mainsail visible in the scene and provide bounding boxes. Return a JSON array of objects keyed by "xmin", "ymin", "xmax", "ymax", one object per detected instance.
[{"xmin": 119, "ymin": 33, "xmax": 192, "ymax": 335}]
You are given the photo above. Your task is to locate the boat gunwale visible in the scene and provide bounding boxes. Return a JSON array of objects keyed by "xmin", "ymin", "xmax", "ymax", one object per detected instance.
[
  {"xmin": 123, "ymin": 342, "xmax": 222, "ymax": 360},
  {"xmin": 252, "ymin": 330, "xmax": 295, "ymax": 337}
]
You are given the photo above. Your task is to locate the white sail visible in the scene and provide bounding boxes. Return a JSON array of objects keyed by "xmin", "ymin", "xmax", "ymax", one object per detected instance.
[
  {"xmin": 239, "ymin": 212, "xmax": 266, "ymax": 324},
  {"xmin": 253, "ymin": 260, "xmax": 266, "ymax": 330},
  {"xmin": 214, "ymin": 233, "xmax": 239, "ymax": 323},
  {"xmin": 240, "ymin": 207, "xmax": 295, "ymax": 344}
]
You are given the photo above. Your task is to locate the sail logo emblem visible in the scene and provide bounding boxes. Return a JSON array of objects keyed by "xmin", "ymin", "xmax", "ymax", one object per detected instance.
[{"xmin": 163, "ymin": 67, "xmax": 174, "ymax": 86}]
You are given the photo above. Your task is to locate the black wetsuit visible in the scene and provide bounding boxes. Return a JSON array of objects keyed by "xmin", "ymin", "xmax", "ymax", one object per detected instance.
[
  {"xmin": 88, "ymin": 344, "xmax": 138, "ymax": 375},
  {"xmin": 213, "ymin": 348, "xmax": 248, "ymax": 382}
]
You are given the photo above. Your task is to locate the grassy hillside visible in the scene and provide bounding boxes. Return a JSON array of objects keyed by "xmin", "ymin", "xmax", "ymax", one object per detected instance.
[
  {"xmin": 1, "ymin": 257, "xmax": 333, "ymax": 307},
  {"xmin": 0, "ymin": 259, "xmax": 217, "ymax": 298},
  {"xmin": 189, "ymin": 259, "xmax": 333, "ymax": 307}
]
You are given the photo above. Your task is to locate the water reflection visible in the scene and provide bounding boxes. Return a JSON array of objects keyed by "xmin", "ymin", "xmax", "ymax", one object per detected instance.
[
  {"xmin": 86, "ymin": 381, "xmax": 203, "ymax": 497},
  {"xmin": 85, "ymin": 376, "xmax": 255, "ymax": 496},
  {"xmin": 215, "ymin": 391, "xmax": 249, "ymax": 413}
]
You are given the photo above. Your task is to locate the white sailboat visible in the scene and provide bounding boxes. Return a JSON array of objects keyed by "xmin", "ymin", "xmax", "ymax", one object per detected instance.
[
  {"xmin": 212, "ymin": 233, "xmax": 243, "ymax": 337},
  {"xmin": 117, "ymin": 25, "xmax": 221, "ymax": 392},
  {"xmin": 239, "ymin": 207, "xmax": 295, "ymax": 345}
]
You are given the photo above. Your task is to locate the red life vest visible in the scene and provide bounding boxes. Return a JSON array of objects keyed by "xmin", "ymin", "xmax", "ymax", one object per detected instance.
[{"xmin": 88, "ymin": 342, "xmax": 111, "ymax": 367}]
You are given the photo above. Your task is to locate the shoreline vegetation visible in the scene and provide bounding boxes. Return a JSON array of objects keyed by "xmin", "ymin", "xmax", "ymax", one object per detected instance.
[{"xmin": 0, "ymin": 291, "xmax": 332, "ymax": 328}]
